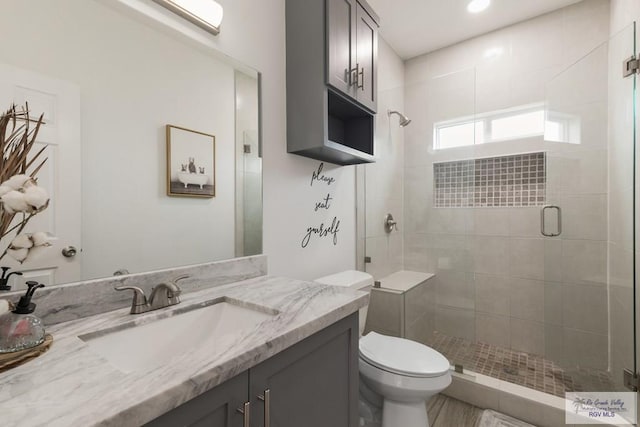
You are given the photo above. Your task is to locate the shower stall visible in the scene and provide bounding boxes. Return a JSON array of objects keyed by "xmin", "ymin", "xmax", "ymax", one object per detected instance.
[{"xmin": 360, "ymin": 1, "xmax": 638, "ymax": 400}]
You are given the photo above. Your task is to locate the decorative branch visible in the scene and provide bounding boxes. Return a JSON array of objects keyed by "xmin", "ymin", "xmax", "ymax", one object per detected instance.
[{"xmin": 0, "ymin": 104, "xmax": 50, "ymax": 264}]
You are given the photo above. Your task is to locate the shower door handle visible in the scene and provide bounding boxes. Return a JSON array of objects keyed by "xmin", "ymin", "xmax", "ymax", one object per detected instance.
[{"xmin": 541, "ymin": 205, "xmax": 562, "ymax": 237}]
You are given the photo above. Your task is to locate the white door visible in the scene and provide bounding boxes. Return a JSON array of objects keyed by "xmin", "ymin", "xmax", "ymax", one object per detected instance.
[{"xmin": 0, "ymin": 64, "xmax": 81, "ymax": 289}]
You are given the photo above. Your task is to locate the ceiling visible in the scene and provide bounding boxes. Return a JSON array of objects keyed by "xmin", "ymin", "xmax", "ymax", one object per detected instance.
[{"xmin": 366, "ymin": 0, "xmax": 583, "ymax": 60}]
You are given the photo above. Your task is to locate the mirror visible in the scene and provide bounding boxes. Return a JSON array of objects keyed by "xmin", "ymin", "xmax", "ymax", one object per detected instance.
[{"xmin": 0, "ymin": 0, "xmax": 262, "ymax": 287}]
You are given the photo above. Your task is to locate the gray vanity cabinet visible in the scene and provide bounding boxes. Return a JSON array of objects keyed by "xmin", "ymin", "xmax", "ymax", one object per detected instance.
[
  {"xmin": 144, "ymin": 371, "xmax": 248, "ymax": 427},
  {"xmin": 145, "ymin": 314, "xmax": 359, "ymax": 427},
  {"xmin": 286, "ymin": 0, "xmax": 379, "ymax": 165},
  {"xmin": 327, "ymin": 0, "xmax": 378, "ymax": 113},
  {"xmin": 249, "ymin": 313, "xmax": 359, "ymax": 427}
]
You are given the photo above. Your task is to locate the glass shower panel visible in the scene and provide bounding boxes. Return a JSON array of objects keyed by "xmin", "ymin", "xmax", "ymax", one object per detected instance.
[
  {"xmin": 241, "ymin": 130, "xmax": 262, "ymax": 256},
  {"xmin": 605, "ymin": 22, "xmax": 636, "ymax": 392},
  {"xmin": 362, "ymin": 84, "xmax": 405, "ymax": 285},
  {"xmin": 401, "ymin": 69, "xmax": 477, "ymax": 368},
  {"xmin": 543, "ymin": 23, "xmax": 636, "ymax": 392},
  {"xmin": 234, "ymin": 71, "xmax": 262, "ymax": 257}
]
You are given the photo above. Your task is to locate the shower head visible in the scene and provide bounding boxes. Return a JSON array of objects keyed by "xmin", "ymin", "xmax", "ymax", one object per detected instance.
[{"xmin": 388, "ymin": 110, "xmax": 411, "ymax": 127}]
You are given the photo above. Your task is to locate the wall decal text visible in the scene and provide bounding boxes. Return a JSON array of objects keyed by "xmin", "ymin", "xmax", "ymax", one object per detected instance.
[
  {"xmin": 314, "ymin": 193, "xmax": 333, "ymax": 211},
  {"xmin": 302, "ymin": 162, "xmax": 341, "ymax": 249},
  {"xmin": 301, "ymin": 217, "xmax": 341, "ymax": 248},
  {"xmin": 310, "ymin": 162, "xmax": 335, "ymax": 187}
]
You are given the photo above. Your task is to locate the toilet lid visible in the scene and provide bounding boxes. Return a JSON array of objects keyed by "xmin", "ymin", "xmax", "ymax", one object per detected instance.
[{"xmin": 359, "ymin": 332, "xmax": 450, "ymax": 378}]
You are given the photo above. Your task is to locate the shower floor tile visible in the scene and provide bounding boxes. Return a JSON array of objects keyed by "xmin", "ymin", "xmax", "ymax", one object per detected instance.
[{"xmin": 430, "ymin": 332, "xmax": 616, "ymax": 397}]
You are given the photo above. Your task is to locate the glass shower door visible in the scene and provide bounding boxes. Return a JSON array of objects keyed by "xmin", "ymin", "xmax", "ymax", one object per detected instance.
[{"xmin": 542, "ymin": 22, "xmax": 636, "ymax": 393}]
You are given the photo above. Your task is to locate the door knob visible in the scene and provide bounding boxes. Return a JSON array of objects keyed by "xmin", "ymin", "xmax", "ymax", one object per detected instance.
[{"xmin": 61, "ymin": 246, "xmax": 77, "ymax": 258}]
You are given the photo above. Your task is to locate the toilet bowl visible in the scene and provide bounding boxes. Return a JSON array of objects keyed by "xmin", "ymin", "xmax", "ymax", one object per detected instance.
[
  {"xmin": 315, "ymin": 270, "xmax": 452, "ymax": 427},
  {"xmin": 360, "ymin": 332, "xmax": 451, "ymax": 427}
]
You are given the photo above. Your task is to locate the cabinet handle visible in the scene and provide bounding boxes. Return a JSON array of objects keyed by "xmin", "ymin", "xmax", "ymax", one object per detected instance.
[
  {"xmin": 258, "ymin": 389, "xmax": 271, "ymax": 427},
  {"xmin": 349, "ymin": 63, "xmax": 360, "ymax": 87},
  {"xmin": 358, "ymin": 67, "xmax": 364, "ymax": 90},
  {"xmin": 236, "ymin": 402, "xmax": 250, "ymax": 427}
]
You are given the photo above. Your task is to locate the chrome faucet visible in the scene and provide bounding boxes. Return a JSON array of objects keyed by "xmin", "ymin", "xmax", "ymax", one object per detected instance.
[
  {"xmin": 115, "ymin": 275, "xmax": 189, "ymax": 314},
  {"xmin": 384, "ymin": 213, "xmax": 398, "ymax": 233}
]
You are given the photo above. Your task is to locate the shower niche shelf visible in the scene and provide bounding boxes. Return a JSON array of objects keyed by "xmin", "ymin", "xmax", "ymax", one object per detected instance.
[{"xmin": 285, "ymin": 0, "xmax": 378, "ymax": 165}]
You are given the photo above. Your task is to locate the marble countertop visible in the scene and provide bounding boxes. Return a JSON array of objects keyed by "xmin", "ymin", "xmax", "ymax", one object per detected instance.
[{"xmin": 0, "ymin": 275, "xmax": 368, "ymax": 427}]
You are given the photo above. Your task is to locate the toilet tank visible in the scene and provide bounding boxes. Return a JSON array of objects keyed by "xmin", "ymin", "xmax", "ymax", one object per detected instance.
[{"xmin": 315, "ymin": 270, "xmax": 373, "ymax": 336}]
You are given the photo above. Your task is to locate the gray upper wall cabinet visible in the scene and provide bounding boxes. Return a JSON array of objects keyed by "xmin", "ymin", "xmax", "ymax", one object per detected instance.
[
  {"xmin": 327, "ymin": 0, "xmax": 378, "ymax": 112},
  {"xmin": 286, "ymin": 0, "xmax": 380, "ymax": 165}
]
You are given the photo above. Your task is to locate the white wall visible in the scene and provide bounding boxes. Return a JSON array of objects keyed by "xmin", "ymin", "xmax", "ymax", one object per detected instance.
[
  {"xmin": 202, "ymin": 0, "xmax": 357, "ymax": 280},
  {"xmin": 132, "ymin": 0, "xmax": 357, "ymax": 281}
]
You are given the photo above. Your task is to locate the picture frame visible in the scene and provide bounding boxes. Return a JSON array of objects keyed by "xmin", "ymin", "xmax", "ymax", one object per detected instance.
[{"xmin": 166, "ymin": 125, "xmax": 216, "ymax": 198}]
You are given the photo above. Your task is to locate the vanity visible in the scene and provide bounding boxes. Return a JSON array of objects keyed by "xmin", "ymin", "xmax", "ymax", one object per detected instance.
[
  {"xmin": 0, "ymin": 256, "xmax": 367, "ymax": 427},
  {"xmin": 146, "ymin": 312, "xmax": 357, "ymax": 427}
]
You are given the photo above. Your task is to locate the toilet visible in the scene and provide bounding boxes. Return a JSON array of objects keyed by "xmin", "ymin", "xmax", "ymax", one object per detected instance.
[{"xmin": 315, "ymin": 270, "xmax": 451, "ymax": 427}]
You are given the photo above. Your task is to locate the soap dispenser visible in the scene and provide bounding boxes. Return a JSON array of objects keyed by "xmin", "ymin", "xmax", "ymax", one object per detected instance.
[{"xmin": 0, "ymin": 281, "xmax": 46, "ymax": 353}]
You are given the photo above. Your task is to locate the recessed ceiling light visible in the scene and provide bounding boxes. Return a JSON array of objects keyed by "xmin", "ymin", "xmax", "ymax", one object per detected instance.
[{"xmin": 467, "ymin": 0, "xmax": 491, "ymax": 13}]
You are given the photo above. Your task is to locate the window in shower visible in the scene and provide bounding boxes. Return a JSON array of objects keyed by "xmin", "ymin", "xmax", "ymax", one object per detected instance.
[
  {"xmin": 433, "ymin": 152, "xmax": 546, "ymax": 208},
  {"xmin": 433, "ymin": 103, "xmax": 578, "ymax": 149}
]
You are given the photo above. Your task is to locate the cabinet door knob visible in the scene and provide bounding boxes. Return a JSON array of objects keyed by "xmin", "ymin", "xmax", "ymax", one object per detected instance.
[
  {"xmin": 236, "ymin": 401, "xmax": 250, "ymax": 427},
  {"xmin": 358, "ymin": 67, "xmax": 365, "ymax": 90},
  {"xmin": 258, "ymin": 389, "xmax": 271, "ymax": 427}
]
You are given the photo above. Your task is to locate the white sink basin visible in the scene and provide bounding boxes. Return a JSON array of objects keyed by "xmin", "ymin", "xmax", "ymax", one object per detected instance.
[{"xmin": 79, "ymin": 300, "xmax": 276, "ymax": 373}]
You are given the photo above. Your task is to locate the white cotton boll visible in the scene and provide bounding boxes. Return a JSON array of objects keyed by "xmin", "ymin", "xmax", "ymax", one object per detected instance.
[
  {"xmin": 1, "ymin": 174, "xmax": 30, "ymax": 190},
  {"xmin": 25, "ymin": 245, "xmax": 48, "ymax": 261},
  {"xmin": 21, "ymin": 178, "xmax": 37, "ymax": 189},
  {"xmin": 31, "ymin": 231, "xmax": 53, "ymax": 247},
  {"xmin": 23, "ymin": 185, "xmax": 49, "ymax": 212},
  {"xmin": 10, "ymin": 234, "xmax": 33, "ymax": 249},
  {"xmin": 0, "ymin": 186, "xmax": 13, "ymax": 197},
  {"xmin": 7, "ymin": 248, "xmax": 28, "ymax": 263},
  {"xmin": 0, "ymin": 299, "xmax": 10, "ymax": 316},
  {"xmin": 1, "ymin": 190, "xmax": 29, "ymax": 214}
]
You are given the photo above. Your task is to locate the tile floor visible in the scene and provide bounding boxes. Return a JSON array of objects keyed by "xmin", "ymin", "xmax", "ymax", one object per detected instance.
[
  {"xmin": 430, "ymin": 332, "xmax": 616, "ymax": 397},
  {"xmin": 427, "ymin": 395, "xmax": 535, "ymax": 427},
  {"xmin": 362, "ymin": 395, "xmax": 533, "ymax": 427},
  {"xmin": 427, "ymin": 394, "xmax": 484, "ymax": 426}
]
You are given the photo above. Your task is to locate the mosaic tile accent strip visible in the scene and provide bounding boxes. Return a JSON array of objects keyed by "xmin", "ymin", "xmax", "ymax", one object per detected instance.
[
  {"xmin": 430, "ymin": 332, "xmax": 616, "ymax": 397},
  {"xmin": 434, "ymin": 152, "xmax": 546, "ymax": 208}
]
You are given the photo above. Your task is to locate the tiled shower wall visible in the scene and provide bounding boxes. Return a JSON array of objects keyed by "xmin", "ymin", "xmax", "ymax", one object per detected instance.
[
  {"xmin": 434, "ymin": 152, "xmax": 546, "ymax": 208},
  {"xmin": 403, "ymin": 0, "xmax": 611, "ymax": 372}
]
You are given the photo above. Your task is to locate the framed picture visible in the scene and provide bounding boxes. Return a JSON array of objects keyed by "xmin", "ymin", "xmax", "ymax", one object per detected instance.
[{"xmin": 166, "ymin": 125, "xmax": 216, "ymax": 198}]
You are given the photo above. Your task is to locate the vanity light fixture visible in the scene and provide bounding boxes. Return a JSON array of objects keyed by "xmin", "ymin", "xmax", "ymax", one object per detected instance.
[
  {"xmin": 467, "ymin": 0, "xmax": 491, "ymax": 14},
  {"xmin": 153, "ymin": 0, "xmax": 224, "ymax": 36}
]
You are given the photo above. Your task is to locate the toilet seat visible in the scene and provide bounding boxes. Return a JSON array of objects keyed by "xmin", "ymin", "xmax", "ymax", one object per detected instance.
[{"xmin": 359, "ymin": 332, "xmax": 450, "ymax": 378}]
